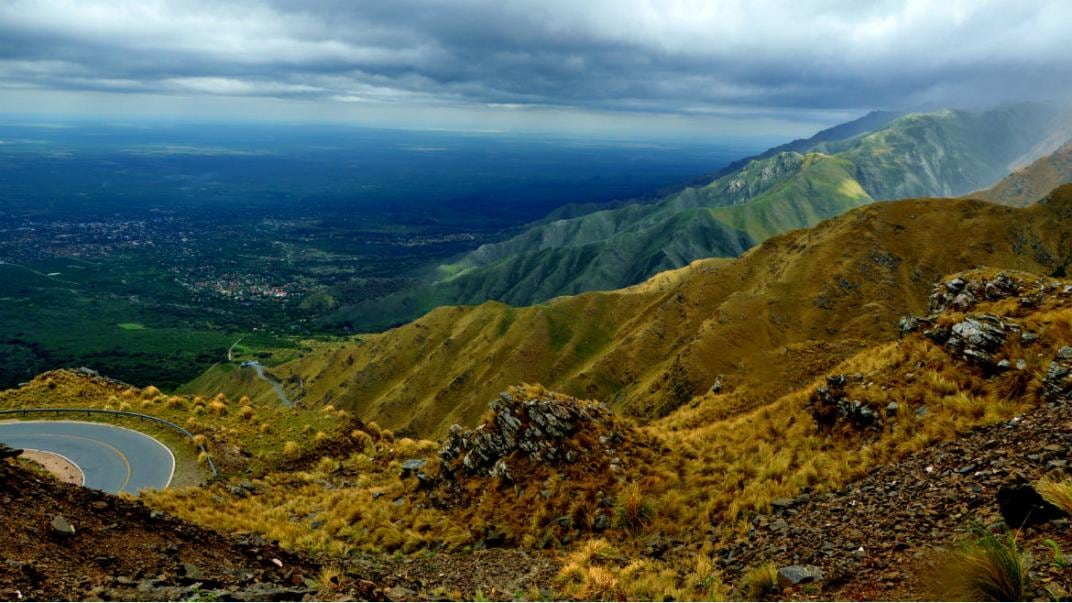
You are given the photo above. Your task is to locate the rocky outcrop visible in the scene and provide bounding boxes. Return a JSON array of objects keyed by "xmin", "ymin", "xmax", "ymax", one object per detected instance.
[
  {"xmin": 901, "ymin": 272, "xmax": 1069, "ymax": 371},
  {"xmin": 808, "ymin": 374, "xmax": 880, "ymax": 432},
  {"xmin": 943, "ymin": 314, "xmax": 1018, "ymax": 369},
  {"xmin": 439, "ymin": 388, "xmax": 623, "ymax": 481},
  {"xmin": 925, "ymin": 271, "xmax": 1071, "ymax": 315},
  {"xmin": 927, "ymin": 273, "xmax": 1020, "ymax": 314}
]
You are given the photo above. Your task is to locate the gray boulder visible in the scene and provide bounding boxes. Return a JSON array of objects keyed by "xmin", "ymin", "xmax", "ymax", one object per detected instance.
[{"xmin": 777, "ymin": 564, "xmax": 823, "ymax": 588}]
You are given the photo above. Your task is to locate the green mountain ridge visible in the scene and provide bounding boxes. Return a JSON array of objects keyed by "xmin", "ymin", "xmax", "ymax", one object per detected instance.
[{"xmin": 326, "ymin": 103, "xmax": 1071, "ymax": 331}]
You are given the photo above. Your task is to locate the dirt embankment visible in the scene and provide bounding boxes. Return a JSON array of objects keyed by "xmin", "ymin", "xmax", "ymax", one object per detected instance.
[{"xmin": 0, "ymin": 444, "xmax": 383, "ymax": 601}]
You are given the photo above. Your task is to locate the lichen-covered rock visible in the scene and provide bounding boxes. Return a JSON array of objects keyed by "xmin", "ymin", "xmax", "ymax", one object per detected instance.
[
  {"xmin": 438, "ymin": 387, "xmax": 621, "ymax": 479},
  {"xmin": 777, "ymin": 564, "xmax": 824, "ymax": 588},
  {"xmin": 929, "ymin": 272, "xmax": 1021, "ymax": 314},
  {"xmin": 1043, "ymin": 347, "xmax": 1072, "ymax": 403},
  {"xmin": 945, "ymin": 314, "xmax": 1017, "ymax": 369}
]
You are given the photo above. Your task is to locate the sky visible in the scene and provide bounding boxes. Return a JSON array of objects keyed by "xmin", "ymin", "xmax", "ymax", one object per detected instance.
[{"xmin": 1, "ymin": 0, "xmax": 1071, "ymax": 138}]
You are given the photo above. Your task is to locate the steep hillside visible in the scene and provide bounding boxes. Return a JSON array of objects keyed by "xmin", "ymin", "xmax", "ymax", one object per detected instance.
[
  {"xmin": 326, "ymin": 104, "xmax": 1070, "ymax": 330},
  {"xmin": 205, "ymin": 186, "xmax": 1072, "ymax": 438},
  {"xmin": 832, "ymin": 105, "xmax": 1067, "ymax": 199},
  {"xmin": 971, "ymin": 140, "xmax": 1072, "ymax": 207},
  {"xmin": 8, "ymin": 193, "xmax": 1072, "ymax": 600},
  {"xmin": 150, "ymin": 266, "xmax": 1072, "ymax": 600}
]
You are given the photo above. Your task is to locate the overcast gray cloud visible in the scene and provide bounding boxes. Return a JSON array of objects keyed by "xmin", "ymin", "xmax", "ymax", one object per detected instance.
[{"xmin": 0, "ymin": 0, "xmax": 1070, "ymax": 135}]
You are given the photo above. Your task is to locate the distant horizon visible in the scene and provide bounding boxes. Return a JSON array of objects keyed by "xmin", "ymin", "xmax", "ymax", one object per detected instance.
[
  {"xmin": 3, "ymin": 99, "xmax": 1064, "ymax": 149},
  {"xmin": 0, "ymin": 109, "xmax": 790, "ymax": 147}
]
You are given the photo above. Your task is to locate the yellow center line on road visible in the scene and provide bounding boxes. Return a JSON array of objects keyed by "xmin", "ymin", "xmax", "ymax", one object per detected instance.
[{"xmin": 19, "ymin": 431, "xmax": 134, "ymax": 491}]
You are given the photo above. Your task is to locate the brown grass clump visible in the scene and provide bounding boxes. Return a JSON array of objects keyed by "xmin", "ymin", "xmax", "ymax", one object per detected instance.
[
  {"xmin": 316, "ymin": 456, "xmax": 340, "ymax": 474},
  {"xmin": 238, "ymin": 405, "xmax": 255, "ymax": 420},
  {"xmin": 1036, "ymin": 478, "xmax": 1072, "ymax": 515},
  {"xmin": 557, "ymin": 539, "xmax": 726, "ymax": 601},
  {"xmin": 350, "ymin": 430, "xmax": 376, "ymax": 455},
  {"xmin": 932, "ymin": 530, "xmax": 1029, "ymax": 601},
  {"xmin": 141, "ymin": 385, "xmax": 161, "ymax": 399},
  {"xmin": 316, "ymin": 566, "xmax": 343, "ymax": 594},
  {"xmin": 737, "ymin": 562, "xmax": 779, "ymax": 600},
  {"xmin": 207, "ymin": 401, "xmax": 228, "ymax": 416},
  {"xmin": 616, "ymin": 482, "xmax": 655, "ymax": 532}
]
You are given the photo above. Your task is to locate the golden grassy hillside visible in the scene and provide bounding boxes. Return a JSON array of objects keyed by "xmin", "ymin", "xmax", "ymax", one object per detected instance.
[
  {"xmin": 139, "ymin": 266, "xmax": 1072, "ymax": 601},
  {"xmin": 197, "ymin": 189, "xmax": 1072, "ymax": 438},
  {"xmin": 8, "ymin": 186, "xmax": 1072, "ymax": 599}
]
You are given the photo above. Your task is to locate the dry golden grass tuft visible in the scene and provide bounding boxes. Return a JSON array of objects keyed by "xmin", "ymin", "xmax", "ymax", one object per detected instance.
[
  {"xmin": 1036, "ymin": 478, "xmax": 1072, "ymax": 515},
  {"xmin": 931, "ymin": 530, "xmax": 1028, "ymax": 601},
  {"xmin": 556, "ymin": 539, "xmax": 727, "ymax": 601},
  {"xmin": 737, "ymin": 562, "xmax": 779, "ymax": 600},
  {"xmin": 316, "ymin": 565, "xmax": 344, "ymax": 594}
]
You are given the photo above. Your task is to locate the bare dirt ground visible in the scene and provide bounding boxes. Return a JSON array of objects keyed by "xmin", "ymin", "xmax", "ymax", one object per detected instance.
[{"xmin": 20, "ymin": 450, "xmax": 84, "ymax": 485}]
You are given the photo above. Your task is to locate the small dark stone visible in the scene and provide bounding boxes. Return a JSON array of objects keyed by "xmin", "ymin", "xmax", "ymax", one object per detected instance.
[
  {"xmin": 180, "ymin": 563, "xmax": 203, "ymax": 581},
  {"xmin": 593, "ymin": 514, "xmax": 611, "ymax": 531}
]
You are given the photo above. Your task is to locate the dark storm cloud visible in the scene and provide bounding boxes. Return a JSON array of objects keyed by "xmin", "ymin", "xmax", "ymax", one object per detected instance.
[{"xmin": 1, "ymin": 0, "xmax": 1071, "ymax": 128}]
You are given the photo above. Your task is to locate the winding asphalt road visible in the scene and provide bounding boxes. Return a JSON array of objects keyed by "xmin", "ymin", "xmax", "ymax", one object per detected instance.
[{"xmin": 0, "ymin": 420, "xmax": 175, "ymax": 494}]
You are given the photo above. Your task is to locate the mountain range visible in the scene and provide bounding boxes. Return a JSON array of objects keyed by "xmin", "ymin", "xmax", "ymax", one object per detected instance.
[
  {"xmin": 9, "ymin": 126, "xmax": 1072, "ymax": 600},
  {"xmin": 972, "ymin": 139, "xmax": 1072, "ymax": 207},
  {"xmin": 198, "ymin": 183, "xmax": 1072, "ymax": 437},
  {"xmin": 326, "ymin": 103, "xmax": 1072, "ymax": 331}
]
